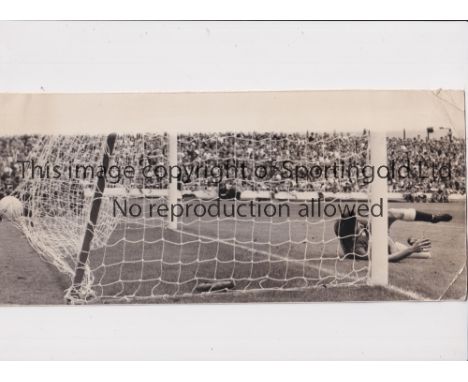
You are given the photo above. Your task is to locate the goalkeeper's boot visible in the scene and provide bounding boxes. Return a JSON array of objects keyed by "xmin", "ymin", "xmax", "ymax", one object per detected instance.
[{"xmin": 431, "ymin": 213, "xmax": 452, "ymax": 223}]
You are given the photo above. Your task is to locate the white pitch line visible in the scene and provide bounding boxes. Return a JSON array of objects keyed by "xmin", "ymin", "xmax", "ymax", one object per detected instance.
[
  {"xmin": 437, "ymin": 263, "xmax": 467, "ymax": 301},
  {"xmin": 382, "ymin": 284, "xmax": 430, "ymax": 301}
]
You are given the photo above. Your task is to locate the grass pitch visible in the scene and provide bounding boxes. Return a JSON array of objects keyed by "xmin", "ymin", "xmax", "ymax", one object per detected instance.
[{"xmin": 0, "ymin": 201, "xmax": 465, "ymax": 304}]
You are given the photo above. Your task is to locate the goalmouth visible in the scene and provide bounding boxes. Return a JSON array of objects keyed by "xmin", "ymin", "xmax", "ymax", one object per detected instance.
[{"xmin": 15, "ymin": 130, "xmax": 389, "ymax": 303}]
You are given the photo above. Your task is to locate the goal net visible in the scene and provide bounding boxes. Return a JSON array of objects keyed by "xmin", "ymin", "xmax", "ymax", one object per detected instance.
[{"xmin": 13, "ymin": 130, "xmax": 388, "ymax": 303}]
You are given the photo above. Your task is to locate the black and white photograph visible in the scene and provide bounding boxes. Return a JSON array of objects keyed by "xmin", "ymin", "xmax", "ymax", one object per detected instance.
[
  {"xmin": 0, "ymin": 91, "xmax": 465, "ymax": 304},
  {"xmin": 1, "ymin": 17, "xmax": 467, "ymax": 365}
]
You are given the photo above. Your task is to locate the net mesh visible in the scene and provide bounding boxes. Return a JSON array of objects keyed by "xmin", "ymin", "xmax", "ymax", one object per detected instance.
[{"xmin": 13, "ymin": 131, "xmax": 373, "ymax": 303}]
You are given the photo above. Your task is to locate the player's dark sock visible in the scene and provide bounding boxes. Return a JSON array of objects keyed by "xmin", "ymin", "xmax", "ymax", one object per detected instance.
[
  {"xmin": 414, "ymin": 211, "xmax": 433, "ymax": 222},
  {"xmin": 415, "ymin": 210, "xmax": 452, "ymax": 223}
]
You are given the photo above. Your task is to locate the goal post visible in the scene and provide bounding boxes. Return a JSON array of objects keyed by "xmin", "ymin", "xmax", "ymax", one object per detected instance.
[
  {"xmin": 167, "ymin": 132, "xmax": 178, "ymax": 230},
  {"xmin": 67, "ymin": 133, "xmax": 117, "ymax": 301},
  {"xmin": 369, "ymin": 130, "xmax": 389, "ymax": 286}
]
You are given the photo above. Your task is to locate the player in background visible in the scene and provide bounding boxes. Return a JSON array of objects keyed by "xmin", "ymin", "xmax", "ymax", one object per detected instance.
[{"xmin": 218, "ymin": 182, "xmax": 241, "ymax": 200}]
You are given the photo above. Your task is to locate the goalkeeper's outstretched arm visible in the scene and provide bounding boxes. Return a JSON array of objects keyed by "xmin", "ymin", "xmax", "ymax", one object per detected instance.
[{"xmin": 387, "ymin": 238, "xmax": 431, "ymax": 262}]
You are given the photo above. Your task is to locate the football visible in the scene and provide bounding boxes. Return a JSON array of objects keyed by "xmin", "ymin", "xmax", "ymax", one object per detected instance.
[{"xmin": 0, "ymin": 195, "xmax": 23, "ymax": 221}]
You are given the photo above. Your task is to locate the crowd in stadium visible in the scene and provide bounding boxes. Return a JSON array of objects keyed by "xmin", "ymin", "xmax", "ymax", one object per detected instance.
[
  {"xmin": 0, "ymin": 135, "xmax": 41, "ymax": 198},
  {"xmin": 0, "ymin": 132, "xmax": 465, "ymax": 201},
  {"xmin": 387, "ymin": 135, "xmax": 465, "ymax": 202}
]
